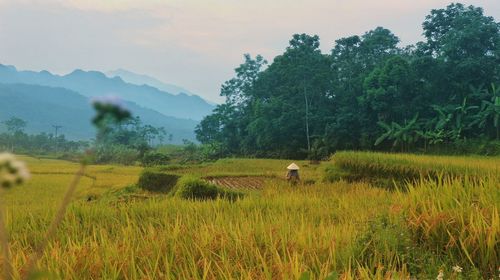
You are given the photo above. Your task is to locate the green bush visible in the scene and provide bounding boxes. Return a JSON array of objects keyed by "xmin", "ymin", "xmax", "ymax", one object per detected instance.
[
  {"xmin": 419, "ymin": 139, "xmax": 500, "ymax": 156},
  {"xmin": 94, "ymin": 144, "xmax": 141, "ymax": 165},
  {"xmin": 137, "ymin": 170, "xmax": 179, "ymax": 193},
  {"xmin": 141, "ymin": 151, "xmax": 171, "ymax": 166},
  {"xmin": 175, "ymin": 175, "xmax": 243, "ymax": 200}
]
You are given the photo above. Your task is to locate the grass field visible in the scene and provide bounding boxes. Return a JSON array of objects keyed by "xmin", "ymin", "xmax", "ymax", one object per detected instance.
[{"xmin": 0, "ymin": 153, "xmax": 499, "ymax": 279}]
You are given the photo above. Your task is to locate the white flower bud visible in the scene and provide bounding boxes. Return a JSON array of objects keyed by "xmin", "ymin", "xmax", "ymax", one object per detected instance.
[{"xmin": 0, "ymin": 153, "xmax": 30, "ymax": 188}]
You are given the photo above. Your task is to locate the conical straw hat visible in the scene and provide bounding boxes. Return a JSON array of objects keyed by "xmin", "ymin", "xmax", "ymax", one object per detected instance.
[{"xmin": 287, "ymin": 163, "xmax": 300, "ymax": 170}]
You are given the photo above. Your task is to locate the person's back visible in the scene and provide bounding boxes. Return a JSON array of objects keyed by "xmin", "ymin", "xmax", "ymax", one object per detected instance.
[
  {"xmin": 286, "ymin": 169, "xmax": 300, "ymax": 183},
  {"xmin": 286, "ymin": 163, "xmax": 300, "ymax": 184}
]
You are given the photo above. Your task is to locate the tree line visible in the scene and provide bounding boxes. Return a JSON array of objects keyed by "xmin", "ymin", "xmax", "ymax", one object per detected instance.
[
  {"xmin": 0, "ymin": 115, "xmax": 172, "ymax": 164},
  {"xmin": 0, "ymin": 117, "xmax": 89, "ymax": 155},
  {"xmin": 195, "ymin": 3, "xmax": 500, "ymax": 159}
]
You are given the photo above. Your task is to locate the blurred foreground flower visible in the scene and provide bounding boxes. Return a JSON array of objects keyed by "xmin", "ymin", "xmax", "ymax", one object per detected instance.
[
  {"xmin": 436, "ymin": 270, "xmax": 444, "ymax": 280},
  {"xmin": 452, "ymin": 265, "xmax": 463, "ymax": 273},
  {"xmin": 0, "ymin": 153, "xmax": 29, "ymax": 279},
  {"xmin": 0, "ymin": 153, "xmax": 30, "ymax": 188},
  {"xmin": 91, "ymin": 96, "xmax": 131, "ymax": 127}
]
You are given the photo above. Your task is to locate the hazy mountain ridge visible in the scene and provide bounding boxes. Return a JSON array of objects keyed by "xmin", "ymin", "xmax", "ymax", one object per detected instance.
[
  {"xmin": 0, "ymin": 83, "xmax": 198, "ymax": 143},
  {"xmin": 0, "ymin": 64, "xmax": 215, "ymax": 121},
  {"xmin": 106, "ymin": 69, "xmax": 195, "ymax": 96}
]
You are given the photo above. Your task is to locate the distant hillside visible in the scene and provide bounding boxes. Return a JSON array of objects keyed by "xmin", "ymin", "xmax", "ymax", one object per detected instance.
[
  {"xmin": 0, "ymin": 83, "xmax": 198, "ymax": 143},
  {"xmin": 0, "ymin": 65, "xmax": 215, "ymax": 121},
  {"xmin": 106, "ymin": 69, "xmax": 195, "ymax": 96}
]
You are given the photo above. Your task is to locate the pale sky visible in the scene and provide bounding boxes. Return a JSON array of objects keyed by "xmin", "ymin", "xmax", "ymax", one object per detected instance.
[{"xmin": 0, "ymin": 0, "xmax": 498, "ymax": 103}]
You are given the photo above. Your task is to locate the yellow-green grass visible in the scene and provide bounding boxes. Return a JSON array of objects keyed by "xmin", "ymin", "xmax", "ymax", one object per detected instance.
[
  {"xmin": 330, "ymin": 151, "xmax": 500, "ymax": 184},
  {"xmin": 2, "ymin": 158, "xmax": 142, "ymax": 225},
  {"xmin": 3, "ymin": 171, "xmax": 392, "ymax": 279},
  {"xmin": 400, "ymin": 176, "xmax": 499, "ymax": 275},
  {"xmin": 158, "ymin": 158, "xmax": 322, "ymax": 180},
  {"xmin": 0, "ymin": 154, "xmax": 498, "ymax": 279}
]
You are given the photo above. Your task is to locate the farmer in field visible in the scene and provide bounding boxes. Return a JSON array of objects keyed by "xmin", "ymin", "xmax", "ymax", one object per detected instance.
[{"xmin": 286, "ymin": 163, "xmax": 300, "ymax": 184}]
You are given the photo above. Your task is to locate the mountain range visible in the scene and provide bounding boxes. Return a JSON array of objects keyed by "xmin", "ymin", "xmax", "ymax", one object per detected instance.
[
  {"xmin": 0, "ymin": 65, "xmax": 214, "ymax": 120},
  {"xmin": 0, "ymin": 64, "xmax": 215, "ymax": 143},
  {"xmin": 106, "ymin": 69, "xmax": 196, "ymax": 97}
]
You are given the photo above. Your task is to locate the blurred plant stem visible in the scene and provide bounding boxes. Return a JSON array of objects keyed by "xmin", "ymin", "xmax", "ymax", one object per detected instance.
[
  {"xmin": 0, "ymin": 190, "xmax": 13, "ymax": 280},
  {"xmin": 23, "ymin": 163, "xmax": 86, "ymax": 280}
]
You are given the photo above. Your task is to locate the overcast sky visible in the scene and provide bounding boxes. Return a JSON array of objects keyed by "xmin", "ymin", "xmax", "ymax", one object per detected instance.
[{"xmin": 0, "ymin": 0, "xmax": 498, "ymax": 103}]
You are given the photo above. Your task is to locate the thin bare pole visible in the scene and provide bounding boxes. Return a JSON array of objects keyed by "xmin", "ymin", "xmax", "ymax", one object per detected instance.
[
  {"xmin": 52, "ymin": 125, "xmax": 62, "ymax": 155},
  {"xmin": 303, "ymin": 78, "xmax": 311, "ymax": 152}
]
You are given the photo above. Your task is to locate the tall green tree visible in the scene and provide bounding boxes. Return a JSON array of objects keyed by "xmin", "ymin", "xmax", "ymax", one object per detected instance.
[
  {"xmin": 246, "ymin": 34, "xmax": 333, "ymax": 158},
  {"xmin": 2, "ymin": 117, "xmax": 26, "ymax": 134},
  {"xmin": 327, "ymin": 27, "xmax": 401, "ymax": 149},
  {"xmin": 1, "ymin": 117, "xmax": 27, "ymax": 152},
  {"xmin": 196, "ymin": 54, "xmax": 267, "ymax": 155},
  {"xmin": 195, "ymin": 3, "xmax": 500, "ymax": 158},
  {"xmin": 361, "ymin": 56, "xmax": 414, "ymax": 123},
  {"xmin": 422, "ymin": 3, "xmax": 500, "ymax": 101}
]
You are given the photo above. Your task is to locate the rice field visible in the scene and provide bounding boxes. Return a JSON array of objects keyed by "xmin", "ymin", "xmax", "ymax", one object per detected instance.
[
  {"xmin": 204, "ymin": 176, "xmax": 267, "ymax": 191},
  {"xmin": 0, "ymin": 153, "xmax": 498, "ymax": 279}
]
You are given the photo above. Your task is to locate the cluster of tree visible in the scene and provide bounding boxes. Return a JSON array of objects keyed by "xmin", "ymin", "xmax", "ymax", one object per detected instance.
[
  {"xmin": 93, "ymin": 115, "xmax": 171, "ymax": 164},
  {"xmin": 0, "ymin": 117, "xmax": 89, "ymax": 155},
  {"xmin": 0, "ymin": 114, "xmax": 173, "ymax": 165},
  {"xmin": 196, "ymin": 3, "xmax": 500, "ymax": 158}
]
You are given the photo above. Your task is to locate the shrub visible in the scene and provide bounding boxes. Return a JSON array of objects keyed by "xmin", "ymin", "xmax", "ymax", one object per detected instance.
[
  {"xmin": 427, "ymin": 139, "xmax": 500, "ymax": 156},
  {"xmin": 94, "ymin": 145, "xmax": 141, "ymax": 165},
  {"xmin": 175, "ymin": 176, "xmax": 218, "ymax": 199},
  {"xmin": 175, "ymin": 175, "xmax": 243, "ymax": 200},
  {"xmin": 137, "ymin": 170, "xmax": 179, "ymax": 193},
  {"xmin": 141, "ymin": 151, "xmax": 171, "ymax": 166}
]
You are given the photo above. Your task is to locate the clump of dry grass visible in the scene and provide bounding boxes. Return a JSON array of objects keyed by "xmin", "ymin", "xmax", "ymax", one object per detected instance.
[
  {"xmin": 331, "ymin": 151, "xmax": 499, "ymax": 184},
  {"xmin": 400, "ymin": 175, "xmax": 499, "ymax": 278}
]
